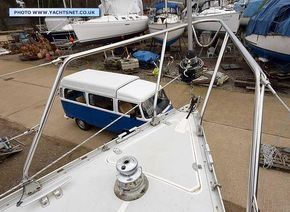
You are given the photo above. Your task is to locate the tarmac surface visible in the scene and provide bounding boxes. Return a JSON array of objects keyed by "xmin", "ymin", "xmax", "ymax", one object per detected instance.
[{"xmin": 0, "ymin": 56, "xmax": 289, "ymax": 211}]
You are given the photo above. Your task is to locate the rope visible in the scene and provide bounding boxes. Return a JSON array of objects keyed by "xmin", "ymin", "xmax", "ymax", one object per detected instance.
[{"xmin": 260, "ymin": 144, "xmax": 288, "ymax": 168}]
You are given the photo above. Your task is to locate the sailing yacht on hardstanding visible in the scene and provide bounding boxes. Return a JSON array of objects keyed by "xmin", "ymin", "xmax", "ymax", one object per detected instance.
[
  {"xmin": 71, "ymin": 0, "xmax": 148, "ymax": 43},
  {"xmin": 191, "ymin": 0, "xmax": 240, "ymax": 33},
  {"xmin": 148, "ymin": 1, "xmax": 185, "ymax": 46}
]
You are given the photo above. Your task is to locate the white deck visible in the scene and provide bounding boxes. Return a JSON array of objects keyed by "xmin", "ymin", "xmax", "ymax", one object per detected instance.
[{"xmin": 0, "ymin": 108, "xmax": 224, "ymax": 212}]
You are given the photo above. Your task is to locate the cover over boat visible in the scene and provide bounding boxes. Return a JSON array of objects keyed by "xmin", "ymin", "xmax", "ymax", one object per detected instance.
[
  {"xmin": 245, "ymin": 0, "xmax": 290, "ymax": 62},
  {"xmin": 235, "ymin": 0, "xmax": 268, "ymax": 25}
]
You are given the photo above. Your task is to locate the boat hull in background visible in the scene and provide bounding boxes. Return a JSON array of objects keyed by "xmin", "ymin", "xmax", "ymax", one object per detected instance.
[
  {"xmin": 41, "ymin": 30, "xmax": 77, "ymax": 43},
  {"xmin": 72, "ymin": 16, "xmax": 148, "ymax": 43},
  {"xmin": 148, "ymin": 22, "xmax": 185, "ymax": 46},
  {"xmin": 41, "ymin": 18, "xmax": 77, "ymax": 44},
  {"xmin": 245, "ymin": 34, "xmax": 290, "ymax": 62},
  {"xmin": 192, "ymin": 8, "xmax": 240, "ymax": 33}
]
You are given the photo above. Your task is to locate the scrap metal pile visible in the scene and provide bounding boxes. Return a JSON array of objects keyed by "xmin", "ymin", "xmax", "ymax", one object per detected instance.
[
  {"xmin": 0, "ymin": 29, "xmax": 62, "ymax": 61},
  {"xmin": 19, "ymin": 35, "xmax": 57, "ymax": 61}
]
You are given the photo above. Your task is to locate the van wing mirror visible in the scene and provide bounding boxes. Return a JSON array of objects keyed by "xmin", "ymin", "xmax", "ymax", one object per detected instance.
[{"xmin": 130, "ymin": 114, "xmax": 137, "ymax": 119}]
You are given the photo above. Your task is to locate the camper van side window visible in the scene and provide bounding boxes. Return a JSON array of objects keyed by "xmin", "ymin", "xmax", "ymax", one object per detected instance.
[
  {"xmin": 89, "ymin": 94, "xmax": 113, "ymax": 111},
  {"xmin": 64, "ymin": 89, "xmax": 86, "ymax": 104},
  {"xmin": 118, "ymin": 101, "xmax": 142, "ymax": 118}
]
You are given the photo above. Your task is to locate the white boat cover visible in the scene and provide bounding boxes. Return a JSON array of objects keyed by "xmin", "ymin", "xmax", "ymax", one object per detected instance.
[{"xmin": 99, "ymin": 0, "xmax": 144, "ymax": 16}]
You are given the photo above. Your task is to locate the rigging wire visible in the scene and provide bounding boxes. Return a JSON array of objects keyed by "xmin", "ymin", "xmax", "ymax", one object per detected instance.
[
  {"xmin": 3, "ymin": 125, "xmax": 39, "ymax": 143},
  {"xmin": 30, "ymin": 104, "xmax": 139, "ymax": 179},
  {"xmin": 0, "ymin": 58, "xmax": 63, "ymax": 79}
]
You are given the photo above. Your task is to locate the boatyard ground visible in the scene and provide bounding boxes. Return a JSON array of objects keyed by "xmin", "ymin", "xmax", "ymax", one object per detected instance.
[{"xmin": 0, "ymin": 55, "xmax": 289, "ymax": 212}]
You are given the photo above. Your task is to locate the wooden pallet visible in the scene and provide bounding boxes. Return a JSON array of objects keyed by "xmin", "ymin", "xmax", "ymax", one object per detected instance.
[
  {"xmin": 259, "ymin": 144, "xmax": 290, "ymax": 172},
  {"xmin": 119, "ymin": 58, "xmax": 139, "ymax": 72}
]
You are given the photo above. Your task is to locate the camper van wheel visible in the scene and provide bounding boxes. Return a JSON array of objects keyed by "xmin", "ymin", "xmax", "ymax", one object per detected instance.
[{"xmin": 75, "ymin": 119, "xmax": 91, "ymax": 131}]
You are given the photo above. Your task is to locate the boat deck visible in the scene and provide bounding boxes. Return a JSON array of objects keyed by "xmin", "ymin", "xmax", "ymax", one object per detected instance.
[{"xmin": 0, "ymin": 108, "xmax": 224, "ymax": 212}]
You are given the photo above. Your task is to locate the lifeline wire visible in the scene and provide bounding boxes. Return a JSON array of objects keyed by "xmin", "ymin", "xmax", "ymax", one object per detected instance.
[
  {"xmin": 0, "ymin": 58, "xmax": 63, "ymax": 79},
  {"xmin": 30, "ymin": 104, "xmax": 139, "ymax": 179},
  {"xmin": 4, "ymin": 125, "xmax": 39, "ymax": 143}
]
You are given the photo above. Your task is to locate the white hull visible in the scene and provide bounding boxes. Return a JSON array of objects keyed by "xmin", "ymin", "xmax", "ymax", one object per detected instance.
[
  {"xmin": 192, "ymin": 8, "xmax": 240, "ymax": 33},
  {"xmin": 245, "ymin": 34, "xmax": 290, "ymax": 59},
  {"xmin": 148, "ymin": 22, "xmax": 185, "ymax": 43},
  {"xmin": 72, "ymin": 16, "xmax": 148, "ymax": 43},
  {"xmin": 245, "ymin": 34, "xmax": 290, "ymax": 55}
]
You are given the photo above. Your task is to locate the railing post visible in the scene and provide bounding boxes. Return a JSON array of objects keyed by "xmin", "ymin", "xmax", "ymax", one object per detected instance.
[
  {"xmin": 199, "ymin": 32, "xmax": 229, "ymax": 124},
  {"xmin": 247, "ymin": 83, "xmax": 265, "ymax": 212},
  {"xmin": 152, "ymin": 32, "xmax": 168, "ymax": 121},
  {"xmin": 22, "ymin": 60, "xmax": 68, "ymax": 181}
]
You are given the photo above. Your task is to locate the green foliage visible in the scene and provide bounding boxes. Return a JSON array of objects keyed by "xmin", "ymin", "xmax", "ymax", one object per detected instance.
[{"xmin": 0, "ymin": 0, "xmax": 18, "ymax": 18}]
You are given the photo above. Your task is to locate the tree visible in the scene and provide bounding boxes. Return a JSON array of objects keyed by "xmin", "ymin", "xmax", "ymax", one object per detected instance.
[{"xmin": 0, "ymin": 0, "xmax": 18, "ymax": 30}]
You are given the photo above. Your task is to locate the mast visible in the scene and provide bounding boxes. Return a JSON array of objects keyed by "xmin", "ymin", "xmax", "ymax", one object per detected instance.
[
  {"xmin": 165, "ymin": 0, "xmax": 168, "ymax": 20},
  {"xmin": 165, "ymin": 0, "xmax": 168, "ymax": 12},
  {"xmin": 37, "ymin": 0, "xmax": 41, "ymax": 30},
  {"xmin": 187, "ymin": 0, "xmax": 193, "ymax": 50},
  {"xmin": 62, "ymin": 0, "xmax": 67, "ymax": 8}
]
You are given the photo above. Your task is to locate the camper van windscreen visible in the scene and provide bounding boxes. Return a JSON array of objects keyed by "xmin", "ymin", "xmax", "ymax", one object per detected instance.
[{"xmin": 141, "ymin": 90, "xmax": 170, "ymax": 119}]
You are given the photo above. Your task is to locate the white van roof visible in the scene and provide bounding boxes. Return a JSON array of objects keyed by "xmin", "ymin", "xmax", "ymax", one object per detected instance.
[
  {"xmin": 117, "ymin": 79, "xmax": 157, "ymax": 103},
  {"xmin": 60, "ymin": 69, "xmax": 139, "ymax": 97},
  {"xmin": 60, "ymin": 69, "xmax": 159, "ymax": 103}
]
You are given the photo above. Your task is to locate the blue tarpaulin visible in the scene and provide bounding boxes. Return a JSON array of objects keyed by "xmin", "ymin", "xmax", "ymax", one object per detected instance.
[
  {"xmin": 155, "ymin": 2, "xmax": 180, "ymax": 11},
  {"xmin": 246, "ymin": 0, "xmax": 290, "ymax": 36},
  {"xmin": 243, "ymin": 0, "xmax": 267, "ymax": 17},
  {"xmin": 132, "ymin": 51, "xmax": 159, "ymax": 64}
]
